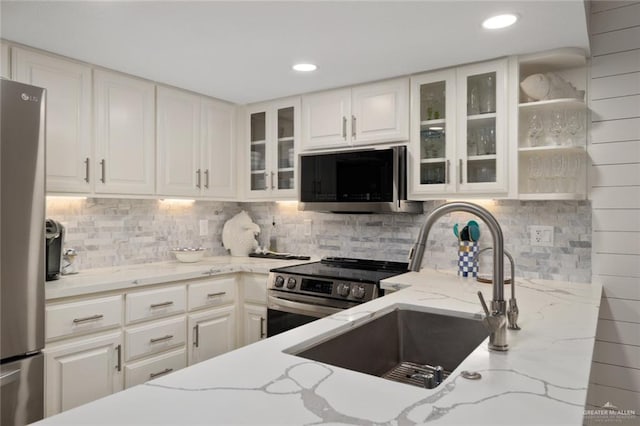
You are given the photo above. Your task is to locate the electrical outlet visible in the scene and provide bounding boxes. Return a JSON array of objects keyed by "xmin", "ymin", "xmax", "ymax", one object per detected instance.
[
  {"xmin": 199, "ymin": 220, "xmax": 208, "ymax": 236},
  {"xmin": 304, "ymin": 219, "xmax": 312, "ymax": 236},
  {"xmin": 530, "ymin": 225, "xmax": 554, "ymax": 247}
]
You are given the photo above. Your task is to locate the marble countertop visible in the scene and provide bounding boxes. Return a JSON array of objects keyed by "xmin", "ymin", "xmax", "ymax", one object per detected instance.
[
  {"xmin": 37, "ymin": 268, "xmax": 602, "ymax": 425},
  {"xmin": 45, "ymin": 256, "xmax": 314, "ymax": 300}
]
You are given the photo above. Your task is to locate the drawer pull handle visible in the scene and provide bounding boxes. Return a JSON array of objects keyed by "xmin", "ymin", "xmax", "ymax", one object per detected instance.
[
  {"xmin": 149, "ymin": 334, "xmax": 174, "ymax": 344},
  {"xmin": 260, "ymin": 317, "xmax": 266, "ymax": 338},
  {"xmin": 150, "ymin": 301, "xmax": 174, "ymax": 309},
  {"xmin": 193, "ymin": 325, "xmax": 199, "ymax": 348},
  {"xmin": 73, "ymin": 314, "xmax": 104, "ymax": 324},
  {"xmin": 115, "ymin": 344, "xmax": 122, "ymax": 372},
  {"xmin": 149, "ymin": 368, "xmax": 173, "ymax": 379},
  {"xmin": 207, "ymin": 292, "xmax": 226, "ymax": 298}
]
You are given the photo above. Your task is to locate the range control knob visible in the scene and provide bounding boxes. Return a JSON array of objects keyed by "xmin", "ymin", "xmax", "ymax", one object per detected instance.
[
  {"xmin": 274, "ymin": 275, "xmax": 285, "ymax": 288},
  {"xmin": 336, "ymin": 283, "xmax": 351, "ymax": 297},
  {"xmin": 286, "ymin": 277, "xmax": 297, "ymax": 289},
  {"xmin": 351, "ymin": 284, "xmax": 366, "ymax": 299}
]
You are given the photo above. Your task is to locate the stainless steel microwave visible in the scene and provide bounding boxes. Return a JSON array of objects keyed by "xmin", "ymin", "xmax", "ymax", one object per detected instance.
[{"xmin": 298, "ymin": 146, "xmax": 422, "ymax": 214}]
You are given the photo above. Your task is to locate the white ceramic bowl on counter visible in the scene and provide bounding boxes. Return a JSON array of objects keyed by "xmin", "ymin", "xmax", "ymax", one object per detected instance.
[{"xmin": 171, "ymin": 247, "xmax": 206, "ymax": 263}]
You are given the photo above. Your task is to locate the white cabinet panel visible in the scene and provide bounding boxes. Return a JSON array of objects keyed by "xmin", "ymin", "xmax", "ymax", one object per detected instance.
[
  {"xmin": 124, "ymin": 316, "xmax": 186, "ymax": 361},
  {"xmin": 187, "ymin": 276, "xmax": 236, "ymax": 311},
  {"xmin": 1, "ymin": 41, "xmax": 9, "ymax": 79},
  {"xmin": 243, "ymin": 273, "xmax": 267, "ymax": 305},
  {"xmin": 12, "ymin": 47, "xmax": 91, "ymax": 193},
  {"xmin": 243, "ymin": 304, "xmax": 266, "ymax": 346},
  {"xmin": 201, "ymin": 99, "xmax": 236, "ymax": 199},
  {"xmin": 156, "ymin": 86, "xmax": 201, "ymax": 197},
  {"xmin": 351, "ymin": 78, "xmax": 409, "ymax": 145},
  {"xmin": 46, "ymin": 295, "xmax": 123, "ymax": 341},
  {"xmin": 124, "ymin": 348, "xmax": 186, "ymax": 389},
  {"xmin": 188, "ymin": 305, "xmax": 236, "ymax": 365},
  {"xmin": 126, "ymin": 285, "xmax": 186, "ymax": 324},
  {"xmin": 94, "ymin": 70, "xmax": 155, "ymax": 195},
  {"xmin": 44, "ymin": 331, "xmax": 123, "ymax": 416},
  {"xmin": 302, "ymin": 89, "xmax": 351, "ymax": 150}
]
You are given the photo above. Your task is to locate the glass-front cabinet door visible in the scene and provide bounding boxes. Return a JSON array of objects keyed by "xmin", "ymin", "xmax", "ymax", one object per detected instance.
[
  {"xmin": 457, "ymin": 59, "xmax": 508, "ymax": 194},
  {"xmin": 249, "ymin": 111, "xmax": 267, "ymax": 192},
  {"xmin": 410, "ymin": 70, "xmax": 456, "ymax": 194},
  {"xmin": 247, "ymin": 98, "xmax": 300, "ymax": 199}
]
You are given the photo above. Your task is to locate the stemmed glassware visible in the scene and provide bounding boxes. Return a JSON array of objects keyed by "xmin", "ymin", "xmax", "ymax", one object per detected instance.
[
  {"xmin": 565, "ymin": 111, "xmax": 583, "ymax": 146},
  {"xmin": 548, "ymin": 110, "xmax": 564, "ymax": 145},
  {"xmin": 527, "ymin": 113, "xmax": 544, "ymax": 147}
]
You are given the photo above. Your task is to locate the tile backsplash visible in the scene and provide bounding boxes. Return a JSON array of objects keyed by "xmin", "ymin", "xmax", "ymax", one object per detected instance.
[{"xmin": 47, "ymin": 198, "xmax": 591, "ymax": 283}]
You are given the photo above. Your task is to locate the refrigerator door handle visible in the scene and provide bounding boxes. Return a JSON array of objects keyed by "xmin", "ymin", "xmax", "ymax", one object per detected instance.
[{"xmin": 0, "ymin": 369, "xmax": 20, "ymax": 387}]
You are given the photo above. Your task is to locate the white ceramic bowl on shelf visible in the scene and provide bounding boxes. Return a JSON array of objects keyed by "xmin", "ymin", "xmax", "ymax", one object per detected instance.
[{"xmin": 171, "ymin": 247, "xmax": 206, "ymax": 263}]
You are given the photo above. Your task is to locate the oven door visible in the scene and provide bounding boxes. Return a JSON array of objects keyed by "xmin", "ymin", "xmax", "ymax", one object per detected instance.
[{"xmin": 267, "ymin": 292, "xmax": 343, "ymax": 338}]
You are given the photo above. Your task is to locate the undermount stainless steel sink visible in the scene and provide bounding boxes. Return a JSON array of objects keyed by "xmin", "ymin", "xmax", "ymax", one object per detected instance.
[{"xmin": 292, "ymin": 308, "xmax": 488, "ymax": 389}]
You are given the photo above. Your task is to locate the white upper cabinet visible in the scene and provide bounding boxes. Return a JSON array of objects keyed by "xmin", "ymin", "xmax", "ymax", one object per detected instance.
[
  {"xmin": 409, "ymin": 59, "xmax": 508, "ymax": 198},
  {"xmin": 351, "ymin": 78, "xmax": 409, "ymax": 145},
  {"xmin": 94, "ymin": 70, "xmax": 155, "ymax": 195},
  {"xmin": 13, "ymin": 47, "xmax": 92, "ymax": 193},
  {"xmin": 246, "ymin": 97, "xmax": 300, "ymax": 200},
  {"xmin": 1, "ymin": 41, "xmax": 9, "ymax": 79},
  {"xmin": 157, "ymin": 86, "xmax": 201, "ymax": 197},
  {"xmin": 301, "ymin": 88, "xmax": 351, "ymax": 150},
  {"xmin": 301, "ymin": 78, "xmax": 409, "ymax": 150},
  {"xmin": 200, "ymin": 99, "xmax": 236, "ymax": 199},
  {"xmin": 157, "ymin": 86, "xmax": 236, "ymax": 199}
]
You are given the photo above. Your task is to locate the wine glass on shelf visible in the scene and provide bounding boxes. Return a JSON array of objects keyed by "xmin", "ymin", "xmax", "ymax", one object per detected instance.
[
  {"xmin": 528, "ymin": 156, "xmax": 540, "ymax": 193},
  {"xmin": 548, "ymin": 110, "xmax": 564, "ymax": 146},
  {"xmin": 565, "ymin": 111, "xmax": 583, "ymax": 147},
  {"xmin": 527, "ymin": 113, "xmax": 544, "ymax": 147}
]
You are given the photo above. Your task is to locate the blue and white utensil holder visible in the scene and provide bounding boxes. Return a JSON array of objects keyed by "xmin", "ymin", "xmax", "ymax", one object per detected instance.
[{"xmin": 458, "ymin": 241, "xmax": 479, "ymax": 277}]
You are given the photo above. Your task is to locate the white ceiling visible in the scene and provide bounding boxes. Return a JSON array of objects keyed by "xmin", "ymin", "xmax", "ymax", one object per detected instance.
[{"xmin": 0, "ymin": 1, "xmax": 589, "ymax": 105}]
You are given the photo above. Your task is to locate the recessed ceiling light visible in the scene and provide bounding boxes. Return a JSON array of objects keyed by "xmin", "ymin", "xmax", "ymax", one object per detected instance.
[
  {"xmin": 482, "ymin": 14, "xmax": 518, "ymax": 30},
  {"xmin": 292, "ymin": 63, "xmax": 317, "ymax": 72}
]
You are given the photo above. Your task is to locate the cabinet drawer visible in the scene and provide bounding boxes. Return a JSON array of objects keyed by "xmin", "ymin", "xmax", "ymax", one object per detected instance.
[
  {"xmin": 188, "ymin": 277, "xmax": 236, "ymax": 311},
  {"xmin": 124, "ymin": 316, "xmax": 186, "ymax": 361},
  {"xmin": 46, "ymin": 295, "xmax": 123, "ymax": 341},
  {"xmin": 126, "ymin": 285, "xmax": 186, "ymax": 324},
  {"xmin": 124, "ymin": 348, "xmax": 186, "ymax": 388},
  {"xmin": 243, "ymin": 274, "xmax": 267, "ymax": 305}
]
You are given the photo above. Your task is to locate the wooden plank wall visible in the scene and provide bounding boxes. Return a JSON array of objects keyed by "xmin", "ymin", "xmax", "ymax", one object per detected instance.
[{"xmin": 588, "ymin": 0, "xmax": 640, "ymax": 413}]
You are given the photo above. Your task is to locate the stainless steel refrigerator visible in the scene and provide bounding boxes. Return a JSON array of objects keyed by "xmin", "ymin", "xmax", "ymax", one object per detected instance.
[{"xmin": 1, "ymin": 79, "xmax": 46, "ymax": 425}]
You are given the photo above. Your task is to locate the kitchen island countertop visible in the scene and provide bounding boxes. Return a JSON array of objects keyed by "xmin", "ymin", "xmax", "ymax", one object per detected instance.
[{"xmin": 36, "ymin": 268, "xmax": 602, "ymax": 425}]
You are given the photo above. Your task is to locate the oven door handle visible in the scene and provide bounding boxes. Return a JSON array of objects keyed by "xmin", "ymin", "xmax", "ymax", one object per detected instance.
[{"xmin": 267, "ymin": 294, "xmax": 343, "ymax": 318}]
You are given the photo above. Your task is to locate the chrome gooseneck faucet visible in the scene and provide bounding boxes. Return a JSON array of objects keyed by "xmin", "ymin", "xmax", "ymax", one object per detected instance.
[{"xmin": 408, "ymin": 201, "xmax": 508, "ymax": 351}]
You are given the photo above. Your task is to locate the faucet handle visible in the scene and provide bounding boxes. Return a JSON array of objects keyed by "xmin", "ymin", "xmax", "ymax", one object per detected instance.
[
  {"xmin": 477, "ymin": 291, "xmax": 491, "ymax": 316},
  {"xmin": 477, "ymin": 291, "xmax": 506, "ymax": 333}
]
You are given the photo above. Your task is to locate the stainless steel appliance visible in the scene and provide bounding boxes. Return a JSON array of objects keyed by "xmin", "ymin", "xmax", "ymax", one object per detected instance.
[
  {"xmin": 298, "ymin": 145, "xmax": 422, "ymax": 214},
  {"xmin": 1, "ymin": 79, "xmax": 46, "ymax": 425},
  {"xmin": 45, "ymin": 219, "xmax": 65, "ymax": 281},
  {"xmin": 267, "ymin": 257, "xmax": 408, "ymax": 337}
]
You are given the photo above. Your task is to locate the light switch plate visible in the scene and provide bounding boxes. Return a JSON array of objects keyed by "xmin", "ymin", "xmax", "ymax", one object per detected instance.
[{"xmin": 530, "ymin": 225, "xmax": 554, "ymax": 247}]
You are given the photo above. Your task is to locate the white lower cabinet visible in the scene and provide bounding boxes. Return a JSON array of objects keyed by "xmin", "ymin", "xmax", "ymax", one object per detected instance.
[
  {"xmin": 124, "ymin": 316, "xmax": 186, "ymax": 361},
  {"xmin": 124, "ymin": 348, "xmax": 186, "ymax": 389},
  {"xmin": 44, "ymin": 331, "xmax": 123, "ymax": 417},
  {"xmin": 188, "ymin": 305, "xmax": 237, "ymax": 365},
  {"xmin": 243, "ymin": 304, "xmax": 267, "ymax": 346}
]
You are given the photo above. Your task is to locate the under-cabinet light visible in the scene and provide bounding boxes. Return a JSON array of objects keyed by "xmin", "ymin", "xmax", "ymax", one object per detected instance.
[
  {"xmin": 46, "ymin": 195, "xmax": 87, "ymax": 200},
  {"xmin": 482, "ymin": 14, "xmax": 518, "ymax": 30},
  {"xmin": 159, "ymin": 199, "xmax": 195, "ymax": 204}
]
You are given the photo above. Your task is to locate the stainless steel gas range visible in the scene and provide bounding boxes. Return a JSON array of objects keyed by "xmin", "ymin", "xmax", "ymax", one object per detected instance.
[{"xmin": 267, "ymin": 257, "xmax": 409, "ymax": 337}]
